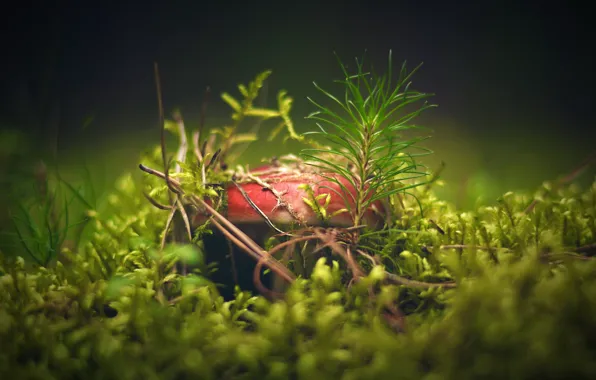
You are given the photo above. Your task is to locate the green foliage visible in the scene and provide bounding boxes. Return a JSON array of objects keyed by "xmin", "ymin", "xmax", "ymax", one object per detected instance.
[
  {"xmin": 5, "ymin": 163, "xmax": 93, "ymax": 266},
  {"xmin": 298, "ymin": 183, "xmax": 348, "ymax": 225},
  {"xmin": 215, "ymin": 70, "xmax": 302, "ymax": 163},
  {"xmin": 301, "ymin": 52, "xmax": 434, "ymax": 226},
  {"xmin": 2, "ymin": 159, "xmax": 596, "ymax": 378},
  {"xmin": 2, "ymin": 61, "xmax": 596, "ymax": 379}
]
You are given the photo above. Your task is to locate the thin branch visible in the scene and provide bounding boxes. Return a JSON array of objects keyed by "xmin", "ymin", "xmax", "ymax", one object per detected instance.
[
  {"xmin": 544, "ymin": 252, "xmax": 596, "ymax": 261},
  {"xmin": 193, "ymin": 131, "xmax": 203, "ymax": 163},
  {"xmin": 574, "ymin": 243, "xmax": 596, "ymax": 256},
  {"xmin": 230, "ymin": 180, "xmax": 291, "ymax": 236},
  {"xmin": 209, "ymin": 217, "xmax": 292, "ymax": 299},
  {"xmin": 313, "ymin": 229, "xmax": 365, "ymax": 279},
  {"xmin": 357, "ymin": 249, "xmax": 456, "ymax": 288},
  {"xmin": 240, "ymin": 172, "xmax": 307, "ymax": 226},
  {"xmin": 198, "ymin": 86, "xmax": 211, "ymax": 149},
  {"xmin": 161, "ymin": 205, "xmax": 177, "ymax": 250},
  {"xmin": 164, "ymin": 157, "xmax": 182, "ymax": 195},
  {"xmin": 139, "ymin": 164, "xmax": 182, "ymax": 189},
  {"xmin": 357, "ymin": 249, "xmax": 382, "ymax": 266},
  {"xmin": 428, "ymin": 219, "xmax": 445, "ymax": 235},
  {"xmin": 310, "ymin": 228, "xmax": 410, "ymax": 332},
  {"xmin": 210, "ymin": 219, "xmax": 254, "ymax": 261},
  {"xmin": 268, "ymin": 235, "xmax": 321, "ymax": 257},
  {"xmin": 192, "ymin": 195, "xmax": 296, "ymax": 285},
  {"xmin": 226, "ymin": 238, "xmax": 239, "ymax": 288},
  {"xmin": 176, "ymin": 200, "xmax": 193, "ymax": 242},
  {"xmin": 154, "ymin": 62, "xmax": 173, "ymax": 205},
  {"xmin": 143, "ymin": 192, "xmax": 173, "ymax": 210},
  {"xmin": 254, "ymin": 255, "xmax": 286, "ymax": 300},
  {"xmin": 436, "ymin": 244, "xmax": 505, "ymax": 252},
  {"xmin": 168, "ymin": 112, "xmax": 193, "ymax": 247},
  {"xmin": 384, "ymin": 272, "xmax": 457, "ymax": 288},
  {"xmin": 192, "ymin": 131, "xmax": 207, "ymax": 185},
  {"xmin": 172, "ymin": 111, "xmax": 188, "ymax": 174}
]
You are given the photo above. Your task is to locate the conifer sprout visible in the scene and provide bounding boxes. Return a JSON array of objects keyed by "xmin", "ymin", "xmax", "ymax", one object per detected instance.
[{"xmin": 301, "ymin": 51, "xmax": 436, "ymax": 230}]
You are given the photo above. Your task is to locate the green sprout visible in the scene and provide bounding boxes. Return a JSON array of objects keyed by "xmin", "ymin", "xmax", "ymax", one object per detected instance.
[
  {"xmin": 301, "ymin": 51, "xmax": 435, "ymax": 227},
  {"xmin": 298, "ymin": 183, "xmax": 348, "ymax": 225},
  {"xmin": 216, "ymin": 70, "xmax": 302, "ymax": 163},
  {"xmin": 8, "ymin": 163, "xmax": 94, "ymax": 266}
]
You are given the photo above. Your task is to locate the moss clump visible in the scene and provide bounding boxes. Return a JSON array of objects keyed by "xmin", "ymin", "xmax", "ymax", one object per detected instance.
[{"xmin": 2, "ymin": 161, "xmax": 595, "ymax": 378}]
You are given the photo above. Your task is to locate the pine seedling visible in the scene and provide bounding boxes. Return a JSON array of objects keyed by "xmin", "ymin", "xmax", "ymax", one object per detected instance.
[{"xmin": 301, "ymin": 51, "xmax": 436, "ymax": 228}]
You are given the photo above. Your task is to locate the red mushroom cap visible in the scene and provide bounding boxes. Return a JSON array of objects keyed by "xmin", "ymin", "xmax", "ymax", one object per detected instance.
[{"xmin": 193, "ymin": 164, "xmax": 386, "ymax": 230}]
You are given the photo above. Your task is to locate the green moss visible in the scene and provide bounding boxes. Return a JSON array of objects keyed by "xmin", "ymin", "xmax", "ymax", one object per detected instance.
[
  {"xmin": 2, "ymin": 65, "xmax": 595, "ymax": 378},
  {"xmin": 2, "ymin": 163, "xmax": 595, "ymax": 378}
]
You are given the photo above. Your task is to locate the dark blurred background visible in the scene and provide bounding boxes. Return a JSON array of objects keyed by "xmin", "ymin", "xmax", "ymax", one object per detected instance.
[{"xmin": 1, "ymin": 0, "xmax": 595, "ymax": 213}]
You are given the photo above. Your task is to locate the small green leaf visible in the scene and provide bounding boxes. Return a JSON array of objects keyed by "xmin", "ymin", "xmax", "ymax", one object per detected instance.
[
  {"xmin": 229, "ymin": 133, "xmax": 258, "ymax": 145},
  {"xmin": 238, "ymin": 84, "xmax": 248, "ymax": 97},
  {"xmin": 164, "ymin": 119, "xmax": 178, "ymax": 134},
  {"xmin": 245, "ymin": 108, "xmax": 279, "ymax": 119},
  {"xmin": 221, "ymin": 92, "xmax": 241, "ymax": 112},
  {"xmin": 330, "ymin": 208, "xmax": 348, "ymax": 218},
  {"xmin": 315, "ymin": 193, "xmax": 328, "ymax": 201},
  {"xmin": 302, "ymin": 197, "xmax": 314, "ymax": 208}
]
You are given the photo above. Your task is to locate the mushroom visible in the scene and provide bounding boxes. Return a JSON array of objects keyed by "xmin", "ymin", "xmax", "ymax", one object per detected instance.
[
  {"xmin": 196, "ymin": 163, "xmax": 388, "ymax": 299},
  {"xmin": 193, "ymin": 163, "xmax": 386, "ymax": 229}
]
